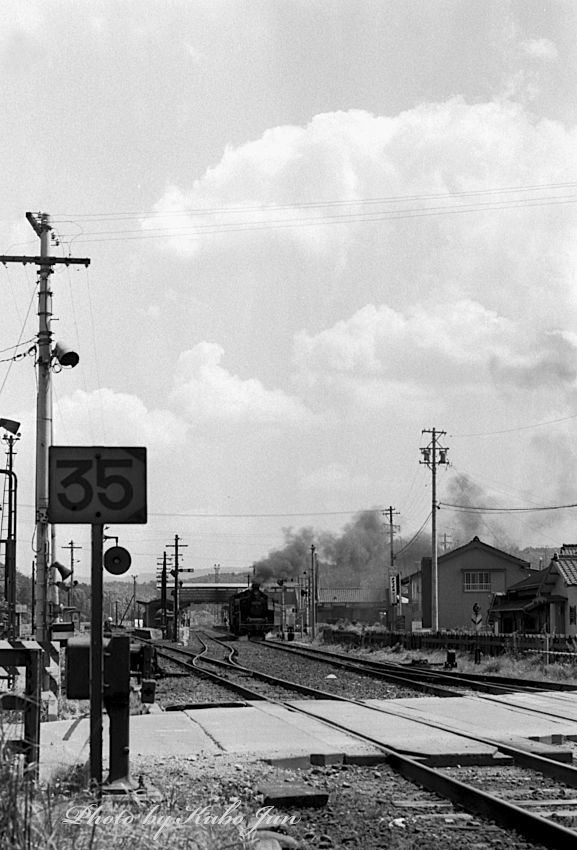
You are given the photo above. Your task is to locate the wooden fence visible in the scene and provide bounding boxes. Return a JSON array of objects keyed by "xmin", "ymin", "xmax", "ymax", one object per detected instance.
[
  {"xmin": 0, "ymin": 641, "xmax": 43, "ymax": 779},
  {"xmin": 321, "ymin": 627, "xmax": 577, "ymax": 662}
]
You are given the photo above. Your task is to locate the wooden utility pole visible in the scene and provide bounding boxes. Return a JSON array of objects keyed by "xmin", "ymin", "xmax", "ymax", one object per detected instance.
[
  {"xmin": 0, "ymin": 212, "xmax": 90, "ymax": 641},
  {"xmin": 62, "ymin": 540, "xmax": 82, "ymax": 607},
  {"xmin": 157, "ymin": 552, "xmax": 170, "ymax": 636},
  {"xmin": 382, "ymin": 506, "xmax": 399, "ymax": 627},
  {"xmin": 167, "ymin": 534, "xmax": 187, "ymax": 640},
  {"xmin": 420, "ymin": 428, "xmax": 449, "ymax": 632}
]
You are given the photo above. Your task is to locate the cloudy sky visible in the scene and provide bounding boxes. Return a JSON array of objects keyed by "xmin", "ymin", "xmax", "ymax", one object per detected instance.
[{"xmin": 1, "ymin": 0, "xmax": 577, "ymax": 581}]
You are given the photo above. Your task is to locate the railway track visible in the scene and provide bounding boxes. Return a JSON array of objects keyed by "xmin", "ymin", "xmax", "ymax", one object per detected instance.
[
  {"xmin": 141, "ymin": 632, "xmax": 577, "ymax": 848},
  {"xmin": 254, "ymin": 637, "xmax": 577, "ymax": 697}
]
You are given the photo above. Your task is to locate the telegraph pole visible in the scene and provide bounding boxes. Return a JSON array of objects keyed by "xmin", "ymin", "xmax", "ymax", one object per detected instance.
[
  {"xmin": 310, "ymin": 544, "xmax": 317, "ymax": 640},
  {"xmin": 420, "ymin": 428, "xmax": 449, "ymax": 632},
  {"xmin": 382, "ymin": 506, "xmax": 399, "ymax": 627},
  {"xmin": 62, "ymin": 540, "xmax": 82, "ymax": 607},
  {"xmin": 0, "ymin": 212, "xmax": 90, "ymax": 641},
  {"xmin": 157, "ymin": 552, "xmax": 170, "ymax": 637},
  {"xmin": 167, "ymin": 534, "xmax": 187, "ymax": 640}
]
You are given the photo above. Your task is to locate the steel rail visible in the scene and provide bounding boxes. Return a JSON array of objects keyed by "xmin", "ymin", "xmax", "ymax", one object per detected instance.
[
  {"xmin": 289, "ymin": 699, "xmax": 577, "ymax": 850},
  {"xmin": 160, "ymin": 639, "xmax": 344, "ymax": 701},
  {"xmin": 151, "ymin": 634, "xmax": 577, "ymax": 847},
  {"xmin": 257, "ymin": 639, "xmax": 576, "ymax": 696}
]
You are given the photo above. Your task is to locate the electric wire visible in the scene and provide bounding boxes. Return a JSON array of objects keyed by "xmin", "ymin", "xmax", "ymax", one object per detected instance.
[
  {"xmin": 51, "ymin": 179, "xmax": 577, "ymax": 221},
  {"xmin": 0, "ymin": 267, "xmax": 37, "ymax": 397},
  {"xmin": 440, "ymin": 500, "xmax": 577, "ymax": 513},
  {"xmin": 149, "ymin": 507, "xmax": 386, "ymax": 518},
  {"xmin": 452, "ymin": 410, "xmax": 577, "ymax": 438},
  {"xmin": 394, "ymin": 511, "xmax": 432, "ymax": 557},
  {"xmin": 54, "ymin": 192, "xmax": 577, "ymax": 245},
  {"xmin": 84, "ymin": 266, "xmax": 107, "ymax": 440}
]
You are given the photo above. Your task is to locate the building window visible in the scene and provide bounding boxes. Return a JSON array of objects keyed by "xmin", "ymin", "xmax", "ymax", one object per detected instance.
[
  {"xmin": 570, "ymin": 605, "xmax": 577, "ymax": 626},
  {"xmin": 463, "ymin": 571, "xmax": 491, "ymax": 592}
]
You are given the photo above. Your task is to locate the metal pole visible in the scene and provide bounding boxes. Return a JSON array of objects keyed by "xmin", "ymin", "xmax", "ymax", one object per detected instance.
[
  {"xmin": 34, "ymin": 215, "xmax": 52, "ymax": 642},
  {"xmin": 0, "ymin": 467, "xmax": 17, "ymax": 639},
  {"xmin": 90, "ymin": 523, "xmax": 104, "ymax": 790}
]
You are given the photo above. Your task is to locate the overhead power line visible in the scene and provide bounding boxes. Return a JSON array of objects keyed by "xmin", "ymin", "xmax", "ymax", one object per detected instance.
[
  {"xmin": 441, "ymin": 501, "xmax": 577, "ymax": 514},
  {"xmin": 150, "ymin": 507, "xmax": 385, "ymax": 518},
  {"xmin": 453, "ymin": 411, "xmax": 577, "ymax": 438},
  {"xmin": 51, "ymin": 179, "xmax": 577, "ymax": 221},
  {"xmin": 56, "ymin": 193, "xmax": 577, "ymax": 245},
  {"xmin": 395, "ymin": 511, "xmax": 432, "ymax": 557}
]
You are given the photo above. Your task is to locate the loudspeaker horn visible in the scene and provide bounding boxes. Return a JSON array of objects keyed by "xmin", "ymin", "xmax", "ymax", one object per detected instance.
[{"xmin": 53, "ymin": 561, "xmax": 73, "ymax": 581}]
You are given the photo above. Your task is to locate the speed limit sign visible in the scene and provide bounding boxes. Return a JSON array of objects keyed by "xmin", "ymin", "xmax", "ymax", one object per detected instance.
[{"xmin": 48, "ymin": 446, "xmax": 147, "ymax": 524}]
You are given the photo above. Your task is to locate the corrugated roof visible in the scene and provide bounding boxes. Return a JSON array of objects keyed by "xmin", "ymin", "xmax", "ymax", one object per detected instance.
[{"xmin": 317, "ymin": 588, "xmax": 375, "ymax": 604}]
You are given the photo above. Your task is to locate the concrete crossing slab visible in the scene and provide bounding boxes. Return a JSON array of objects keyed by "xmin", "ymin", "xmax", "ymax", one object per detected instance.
[
  {"xmin": 40, "ymin": 689, "xmax": 577, "ymax": 783},
  {"xmin": 40, "ymin": 712, "xmax": 218, "ymax": 782},
  {"xmin": 484, "ymin": 691, "xmax": 577, "ymax": 728},
  {"xmin": 288, "ymin": 700, "xmax": 503, "ymax": 764},
  {"xmin": 365, "ymin": 693, "xmax": 577, "ymax": 742},
  {"xmin": 207, "ymin": 702, "xmax": 380, "ymax": 760}
]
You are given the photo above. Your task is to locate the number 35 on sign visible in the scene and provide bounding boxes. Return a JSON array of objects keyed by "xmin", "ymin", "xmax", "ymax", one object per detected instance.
[{"xmin": 48, "ymin": 446, "xmax": 147, "ymax": 525}]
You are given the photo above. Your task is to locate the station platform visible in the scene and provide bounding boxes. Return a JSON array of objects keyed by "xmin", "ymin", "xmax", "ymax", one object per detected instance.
[{"xmin": 39, "ymin": 689, "xmax": 577, "ymax": 783}]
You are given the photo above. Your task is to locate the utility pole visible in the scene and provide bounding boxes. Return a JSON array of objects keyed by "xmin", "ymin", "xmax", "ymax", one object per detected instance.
[
  {"xmin": 167, "ymin": 534, "xmax": 187, "ymax": 641},
  {"xmin": 0, "ymin": 212, "xmax": 89, "ymax": 641},
  {"xmin": 420, "ymin": 428, "xmax": 449, "ymax": 632},
  {"xmin": 157, "ymin": 552, "xmax": 170, "ymax": 637},
  {"xmin": 382, "ymin": 506, "xmax": 399, "ymax": 629},
  {"xmin": 62, "ymin": 540, "xmax": 82, "ymax": 607},
  {"xmin": 310, "ymin": 544, "xmax": 317, "ymax": 640}
]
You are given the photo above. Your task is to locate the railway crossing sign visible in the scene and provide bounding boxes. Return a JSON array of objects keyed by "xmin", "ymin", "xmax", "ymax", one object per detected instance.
[
  {"xmin": 48, "ymin": 446, "xmax": 147, "ymax": 524},
  {"xmin": 472, "ymin": 603, "xmax": 482, "ymax": 631}
]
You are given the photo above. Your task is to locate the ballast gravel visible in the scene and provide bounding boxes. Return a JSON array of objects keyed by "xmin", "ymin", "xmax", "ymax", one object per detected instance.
[{"xmin": 129, "ymin": 751, "xmax": 549, "ymax": 850}]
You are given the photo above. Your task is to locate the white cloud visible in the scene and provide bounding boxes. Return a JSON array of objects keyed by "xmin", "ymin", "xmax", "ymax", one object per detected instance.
[
  {"xmin": 52, "ymin": 389, "xmax": 188, "ymax": 453},
  {"xmin": 294, "ymin": 300, "xmax": 513, "ymax": 387},
  {"xmin": 171, "ymin": 342, "xmax": 312, "ymax": 426},
  {"xmin": 520, "ymin": 38, "xmax": 558, "ymax": 62},
  {"xmin": 300, "ymin": 462, "xmax": 371, "ymax": 494}
]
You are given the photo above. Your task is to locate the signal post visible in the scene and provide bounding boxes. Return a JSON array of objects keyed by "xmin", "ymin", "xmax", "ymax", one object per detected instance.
[{"xmin": 48, "ymin": 446, "xmax": 146, "ymax": 789}]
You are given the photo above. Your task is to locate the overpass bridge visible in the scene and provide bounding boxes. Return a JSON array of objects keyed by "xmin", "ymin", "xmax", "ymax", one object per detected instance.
[{"xmin": 163, "ymin": 583, "xmax": 249, "ymax": 605}]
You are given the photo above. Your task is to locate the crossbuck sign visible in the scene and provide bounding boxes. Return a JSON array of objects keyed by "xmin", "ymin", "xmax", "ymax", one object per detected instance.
[{"xmin": 48, "ymin": 446, "xmax": 147, "ymax": 524}]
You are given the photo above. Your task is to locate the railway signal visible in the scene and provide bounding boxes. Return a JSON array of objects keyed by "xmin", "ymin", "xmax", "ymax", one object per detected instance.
[{"xmin": 48, "ymin": 444, "xmax": 147, "ymax": 790}]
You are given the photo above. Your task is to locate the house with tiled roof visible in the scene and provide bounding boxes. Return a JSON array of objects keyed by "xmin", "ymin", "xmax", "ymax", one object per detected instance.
[
  {"xmin": 489, "ymin": 544, "xmax": 577, "ymax": 635},
  {"xmin": 316, "ymin": 588, "xmax": 384, "ymax": 624},
  {"xmin": 401, "ymin": 537, "xmax": 534, "ymax": 631}
]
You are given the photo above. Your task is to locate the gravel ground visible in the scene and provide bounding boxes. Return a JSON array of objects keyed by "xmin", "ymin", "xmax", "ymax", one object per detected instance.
[
  {"xmin": 155, "ymin": 640, "xmax": 420, "ymax": 706},
  {"xmin": 129, "ymin": 751, "xmax": 550, "ymax": 850}
]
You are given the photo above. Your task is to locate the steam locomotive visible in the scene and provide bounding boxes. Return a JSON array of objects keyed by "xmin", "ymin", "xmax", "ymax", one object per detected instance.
[{"xmin": 228, "ymin": 583, "xmax": 275, "ymax": 638}]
